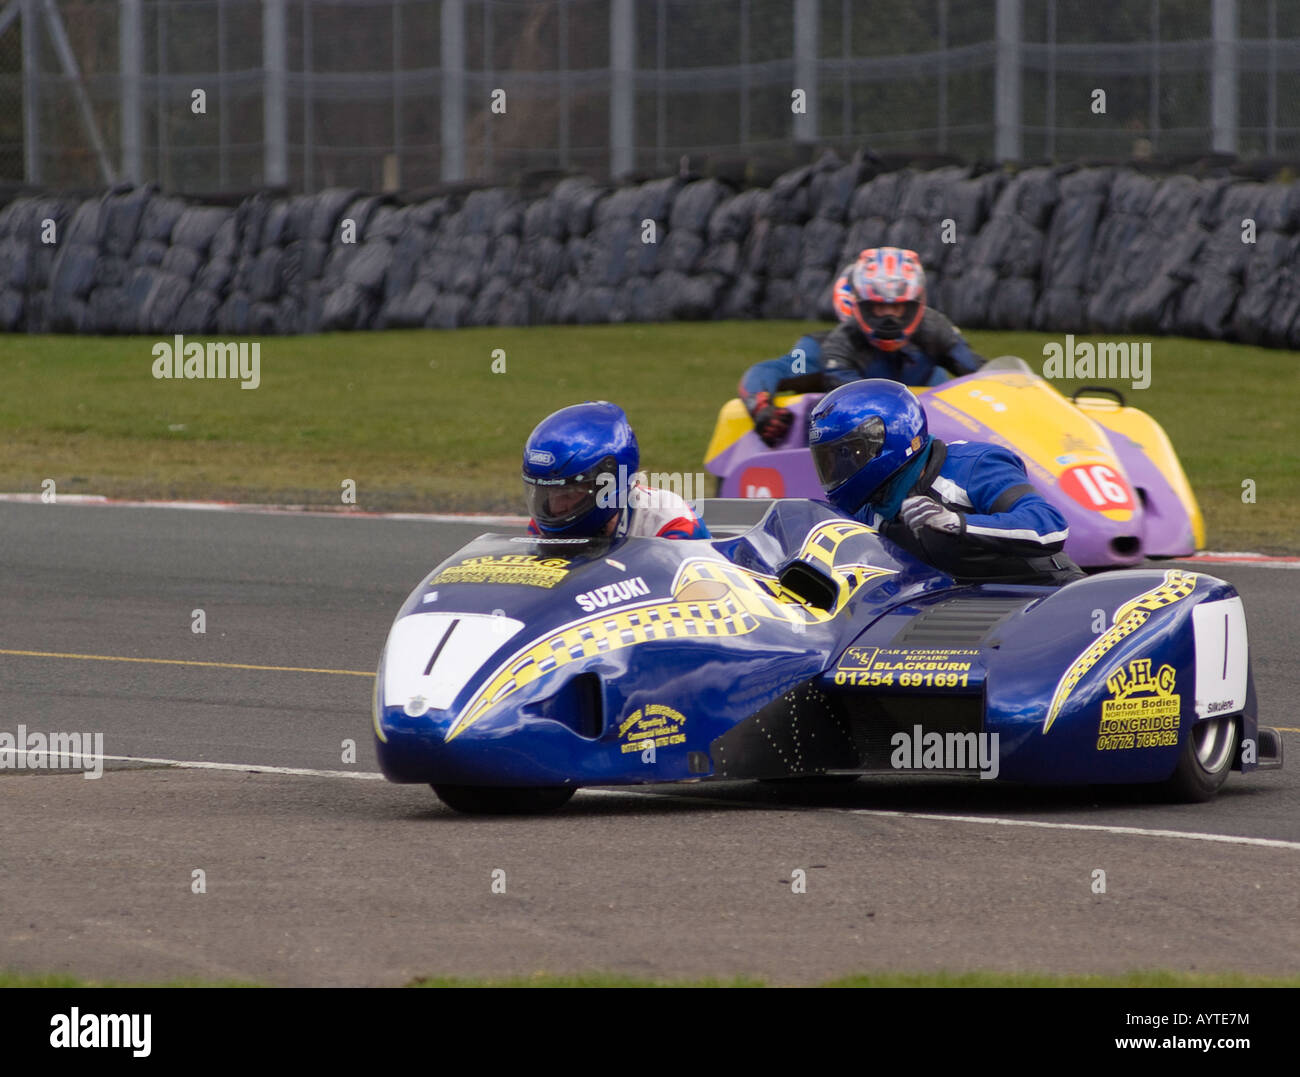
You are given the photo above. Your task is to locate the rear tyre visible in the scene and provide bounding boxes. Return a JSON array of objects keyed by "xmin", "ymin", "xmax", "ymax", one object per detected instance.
[
  {"xmin": 432, "ymin": 784, "xmax": 576, "ymax": 815},
  {"xmin": 1162, "ymin": 716, "xmax": 1238, "ymax": 802}
]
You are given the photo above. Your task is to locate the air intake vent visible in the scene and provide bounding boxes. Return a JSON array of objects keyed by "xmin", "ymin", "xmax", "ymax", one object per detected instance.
[
  {"xmin": 521, "ymin": 672, "xmax": 604, "ymax": 739},
  {"xmin": 890, "ymin": 597, "xmax": 1029, "ymax": 648}
]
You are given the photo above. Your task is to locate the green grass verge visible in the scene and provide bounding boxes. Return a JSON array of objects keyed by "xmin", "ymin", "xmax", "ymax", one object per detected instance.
[
  {"xmin": 5, "ymin": 968, "xmax": 1297, "ymax": 988},
  {"xmin": 410, "ymin": 970, "xmax": 1300, "ymax": 988},
  {"xmin": 0, "ymin": 969, "xmax": 260, "ymax": 987},
  {"xmin": 1, "ymin": 325, "xmax": 1295, "ymax": 550}
]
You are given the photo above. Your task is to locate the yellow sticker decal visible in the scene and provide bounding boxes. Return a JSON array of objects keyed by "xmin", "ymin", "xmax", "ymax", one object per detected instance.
[
  {"xmin": 430, "ymin": 554, "xmax": 571, "ymax": 589},
  {"xmin": 1095, "ymin": 658, "xmax": 1181, "ymax": 750},
  {"xmin": 1042, "ymin": 569, "xmax": 1197, "ymax": 734},
  {"xmin": 445, "ymin": 520, "xmax": 893, "ymax": 741},
  {"xmin": 838, "ymin": 646, "xmax": 979, "ymax": 673},
  {"xmin": 618, "ymin": 704, "xmax": 687, "ymax": 754}
]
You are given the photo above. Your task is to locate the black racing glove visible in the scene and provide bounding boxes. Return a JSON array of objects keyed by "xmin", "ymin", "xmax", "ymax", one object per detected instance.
[{"xmin": 750, "ymin": 391, "xmax": 794, "ymax": 447}]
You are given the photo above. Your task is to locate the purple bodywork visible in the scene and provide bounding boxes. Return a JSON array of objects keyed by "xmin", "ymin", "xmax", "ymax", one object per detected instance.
[{"xmin": 706, "ymin": 373, "xmax": 1198, "ymax": 570}]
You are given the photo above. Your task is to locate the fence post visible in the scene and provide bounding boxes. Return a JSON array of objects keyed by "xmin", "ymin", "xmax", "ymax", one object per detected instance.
[
  {"xmin": 120, "ymin": 0, "xmax": 142, "ymax": 184},
  {"xmin": 263, "ymin": 0, "xmax": 288, "ymax": 186},
  {"xmin": 1211, "ymin": 0, "xmax": 1237, "ymax": 155},
  {"xmin": 22, "ymin": 0, "xmax": 39, "ymax": 183},
  {"xmin": 441, "ymin": 0, "xmax": 465, "ymax": 181},
  {"xmin": 303, "ymin": 0, "xmax": 313, "ymax": 191},
  {"xmin": 793, "ymin": 0, "xmax": 818, "ymax": 143},
  {"xmin": 218, "ymin": 0, "xmax": 228, "ymax": 188},
  {"xmin": 609, "ymin": 0, "xmax": 633, "ymax": 177},
  {"xmin": 994, "ymin": 0, "xmax": 1021, "ymax": 161}
]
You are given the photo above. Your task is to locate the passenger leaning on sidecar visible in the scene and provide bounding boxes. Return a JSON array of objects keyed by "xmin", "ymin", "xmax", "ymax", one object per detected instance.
[
  {"xmin": 522, "ymin": 401, "xmax": 710, "ymax": 541},
  {"xmin": 809, "ymin": 379, "xmax": 1084, "ymax": 585},
  {"xmin": 738, "ymin": 247, "xmax": 986, "ymax": 446}
]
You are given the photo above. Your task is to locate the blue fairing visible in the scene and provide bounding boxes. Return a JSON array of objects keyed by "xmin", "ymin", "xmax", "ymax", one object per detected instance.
[{"xmin": 374, "ymin": 500, "xmax": 1261, "ymax": 791}]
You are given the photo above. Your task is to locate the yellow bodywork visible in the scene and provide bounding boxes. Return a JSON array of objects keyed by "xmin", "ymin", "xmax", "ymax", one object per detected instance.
[
  {"xmin": 1074, "ymin": 392, "xmax": 1206, "ymax": 548},
  {"xmin": 703, "ymin": 366, "xmax": 1203, "ymax": 549}
]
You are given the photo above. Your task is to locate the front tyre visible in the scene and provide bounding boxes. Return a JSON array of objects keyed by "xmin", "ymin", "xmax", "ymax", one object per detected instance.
[
  {"xmin": 432, "ymin": 784, "xmax": 576, "ymax": 815},
  {"xmin": 1162, "ymin": 716, "xmax": 1238, "ymax": 802}
]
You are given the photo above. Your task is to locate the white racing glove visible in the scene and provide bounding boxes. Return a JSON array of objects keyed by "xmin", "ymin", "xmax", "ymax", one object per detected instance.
[{"xmin": 900, "ymin": 495, "xmax": 963, "ymax": 536}]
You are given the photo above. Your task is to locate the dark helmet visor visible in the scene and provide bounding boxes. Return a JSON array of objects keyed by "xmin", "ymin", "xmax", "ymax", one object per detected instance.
[
  {"xmin": 523, "ymin": 474, "xmax": 601, "ymax": 529},
  {"xmin": 811, "ymin": 415, "xmax": 887, "ymax": 491},
  {"xmin": 522, "ymin": 454, "xmax": 620, "ymax": 530},
  {"xmin": 858, "ymin": 298, "xmax": 921, "ymax": 341}
]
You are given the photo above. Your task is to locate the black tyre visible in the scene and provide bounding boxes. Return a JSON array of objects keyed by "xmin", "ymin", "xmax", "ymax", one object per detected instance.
[
  {"xmin": 1162, "ymin": 716, "xmax": 1238, "ymax": 802},
  {"xmin": 431, "ymin": 784, "xmax": 576, "ymax": 815}
]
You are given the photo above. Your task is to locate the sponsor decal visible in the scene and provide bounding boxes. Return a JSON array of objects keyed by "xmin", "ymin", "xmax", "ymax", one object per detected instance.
[
  {"xmin": 446, "ymin": 520, "xmax": 891, "ymax": 740},
  {"xmin": 834, "ymin": 646, "xmax": 978, "ymax": 689},
  {"xmin": 1060, "ymin": 462, "xmax": 1136, "ymax": 512},
  {"xmin": 1043, "ymin": 569, "xmax": 1198, "ymax": 733},
  {"xmin": 838, "ymin": 646, "xmax": 977, "ymax": 672},
  {"xmin": 527, "ymin": 448, "xmax": 555, "ymax": 467},
  {"xmin": 738, "ymin": 466, "xmax": 785, "ymax": 499},
  {"xmin": 576, "ymin": 577, "xmax": 651, "ymax": 612},
  {"xmin": 1096, "ymin": 658, "xmax": 1181, "ymax": 750},
  {"xmin": 618, "ymin": 704, "xmax": 687, "ymax": 754},
  {"xmin": 509, "ymin": 535, "xmax": 592, "ymax": 545},
  {"xmin": 430, "ymin": 554, "xmax": 570, "ymax": 589}
]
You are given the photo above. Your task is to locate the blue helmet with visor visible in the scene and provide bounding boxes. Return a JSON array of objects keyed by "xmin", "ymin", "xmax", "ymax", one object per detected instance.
[
  {"xmin": 522, "ymin": 402, "xmax": 640, "ymax": 537},
  {"xmin": 808, "ymin": 380, "xmax": 929, "ymax": 516}
]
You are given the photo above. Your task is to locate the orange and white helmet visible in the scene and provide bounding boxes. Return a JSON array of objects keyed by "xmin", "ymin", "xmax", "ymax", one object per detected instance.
[
  {"xmin": 831, "ymin": 261, "xmax": 857, "ymax": 324},
  {"xmin": 847, "ymin": 247, "xmax": 926, "ymax": 352}
]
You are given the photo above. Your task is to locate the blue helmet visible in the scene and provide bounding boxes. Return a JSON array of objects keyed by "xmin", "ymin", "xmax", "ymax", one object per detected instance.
[
  {"xmin": 522, "ymin": 402, "xmax": 640, "ymax": 537},
  {"xmin": 808, "ymin": 380, "xmax": 928, "ymax": 515}
]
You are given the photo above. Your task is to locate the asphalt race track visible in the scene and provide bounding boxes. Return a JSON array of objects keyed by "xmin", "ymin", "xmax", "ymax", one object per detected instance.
[{"xmin": 1, "ymin": 500, "xmax": 1297, "ymax": 986}]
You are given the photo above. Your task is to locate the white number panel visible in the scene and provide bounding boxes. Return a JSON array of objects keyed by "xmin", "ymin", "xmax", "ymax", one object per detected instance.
[
  {"xmin": 1191, "ymin": 597, "xmax": 1249, "ymax": 719},
  {"xmin": 383, "ymin": 612, "xmax": 524, "ymax": 713}
]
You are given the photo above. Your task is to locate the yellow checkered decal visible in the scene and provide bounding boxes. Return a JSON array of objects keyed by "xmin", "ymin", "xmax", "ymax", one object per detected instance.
[
  {"xmin": 1041, "ymin": 569, "xmax": 1198, "ymax": 733},
  {"xmin": 444, "ymin": 520, "xmax": 892, "ymax": 741}
]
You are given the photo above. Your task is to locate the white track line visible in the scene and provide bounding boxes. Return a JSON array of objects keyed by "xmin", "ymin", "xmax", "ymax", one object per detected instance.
[
  {"xmin": 6, "ymin": 495, "xmax": 1300, "ymax": 565},
  {"xmin": 562, "ymin": 788, "xmax": 1300, "ymax": 850},
  {"xmin": 1183, "ymin": 552, "xmax": 1300, "ymax": 570},
  {"xmin": 0, "ymin": 493, "xmax": 528, "ymax": 526},
  {"xmin": 6, "ymin": 750, "xmax": 384, "ymax": 781},
  {"xmin": 17, "ymin": 754, "xmax": 1299, "ymax": 850},
  {"xmin": 841, "ymin": 808, "xmax": 1300, "ymax": 850},
  {"xmin": 530, "ymin": 780, "xmax": 1300, "ymax": 848}
]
